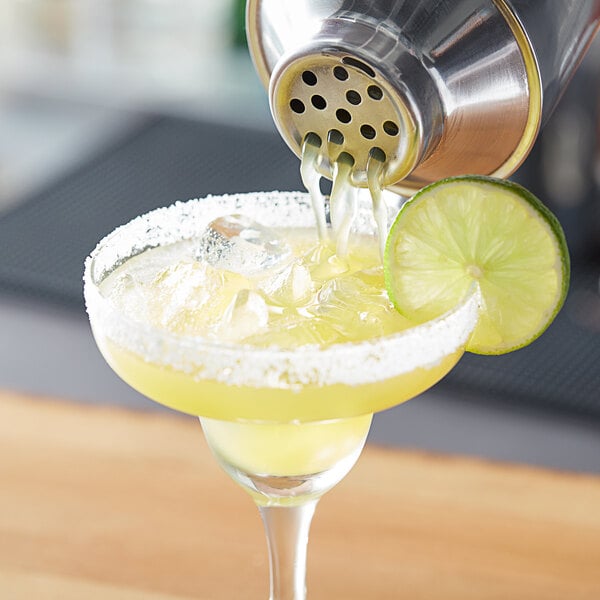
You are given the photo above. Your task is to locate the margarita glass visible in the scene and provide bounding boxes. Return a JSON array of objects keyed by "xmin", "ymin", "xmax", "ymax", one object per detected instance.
[{"xmin": 84, "ymin": 191, "xmax": 479, "ymax": 599}]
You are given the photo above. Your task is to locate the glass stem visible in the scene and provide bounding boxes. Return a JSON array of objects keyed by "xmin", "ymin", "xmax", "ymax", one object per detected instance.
[{"xmin": 258, "ymin": 499, "xmax": 319, "ymax": 600}]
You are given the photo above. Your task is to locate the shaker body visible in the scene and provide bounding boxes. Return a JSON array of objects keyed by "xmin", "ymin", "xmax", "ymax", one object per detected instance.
[
  {"xmin": 507, "ymin": 0, "xmax": 600, "ymax": 124},
  {"xmin": 247, "ymin": 0, "xmax": 600, "ymax": 194}
]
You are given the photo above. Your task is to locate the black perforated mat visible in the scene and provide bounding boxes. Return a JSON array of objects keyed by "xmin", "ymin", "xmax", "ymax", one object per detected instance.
[{"xmin": 1, "ymin": 114, "xmax": 598, "ymax": 419}]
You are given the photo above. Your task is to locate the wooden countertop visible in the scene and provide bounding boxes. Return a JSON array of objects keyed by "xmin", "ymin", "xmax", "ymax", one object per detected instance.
[{"xmin": 1, "ymin": 390, "xmax": 599, "ymax": 599}]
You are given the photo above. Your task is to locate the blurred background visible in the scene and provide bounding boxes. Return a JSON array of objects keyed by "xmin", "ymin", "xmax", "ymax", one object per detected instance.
[{"xmin": 0, "ymin": 0, "xmax": 599, "ymax": 472}]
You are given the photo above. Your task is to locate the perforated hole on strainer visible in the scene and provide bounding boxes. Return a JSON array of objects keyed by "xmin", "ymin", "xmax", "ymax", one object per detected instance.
[{"xmin": 277, "ymin": 54, "xmax": 408, "ymax": 184}]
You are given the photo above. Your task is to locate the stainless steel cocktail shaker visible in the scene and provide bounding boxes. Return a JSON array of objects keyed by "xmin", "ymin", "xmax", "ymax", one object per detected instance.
[{"xmin": 246, "ymin": 0, "xmax": 600, "ymax": 195}]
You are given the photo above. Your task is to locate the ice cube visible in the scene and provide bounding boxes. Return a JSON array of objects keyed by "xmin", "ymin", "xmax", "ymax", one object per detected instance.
[
  {"xmin": 243, "ymin": 312, "xmax": 341, "ymax": 348},
  {"xmin": 148, "ymin": 260, "xmax": 250, "ymax": 335},
  {"xmin": 106, "ymin": 272, "xmax": 149, "ymax": 320},
  {"xmin": 259, "ymin": 261, "xmax": 314, "ymax": 307},
  {"xmin": 314, "ymin": 273, "xmax": 410, "ymax": 339},
  {"xmin": 196, "ymin": 214, "xmax": 292, "ymax": 277},
  {"xmin": 302, "ymin": 244, "xmax": 350, "ymax": 281},
  {"xmin": 217, "ymin": 289, "xmax": 269, "ymax": 342}
]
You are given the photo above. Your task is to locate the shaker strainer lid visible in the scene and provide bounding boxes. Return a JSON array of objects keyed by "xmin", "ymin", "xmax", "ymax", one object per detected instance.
[{"xmin": 269, "ymin": 50, "xmax": 423, "ymax": 189}]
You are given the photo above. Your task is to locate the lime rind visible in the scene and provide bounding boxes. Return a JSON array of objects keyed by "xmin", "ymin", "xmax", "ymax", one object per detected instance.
[{"xmin": 384, "ymin": 175, "xmax": 570, "ymax": 355}]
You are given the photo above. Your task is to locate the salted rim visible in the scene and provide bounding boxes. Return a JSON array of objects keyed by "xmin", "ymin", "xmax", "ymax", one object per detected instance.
[{"xmin": 83, "ymin": 191, "xmax": 480, "ymax": 389}]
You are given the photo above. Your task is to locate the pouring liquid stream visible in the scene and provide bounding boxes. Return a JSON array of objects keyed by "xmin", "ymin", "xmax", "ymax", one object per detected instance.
[{"xmin": 300, "ymin": 134, "xmax": 390, "ymax": 261}]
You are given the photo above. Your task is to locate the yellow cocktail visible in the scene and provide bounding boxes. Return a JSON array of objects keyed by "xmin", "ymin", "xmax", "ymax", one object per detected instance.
[
  {"xmin": 84, "ymin": 191, "xmax": 479, "ymax": 596},
  {"xmin": 86, "ymin": 192, "xmax": 476, "ymax": 475}
]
